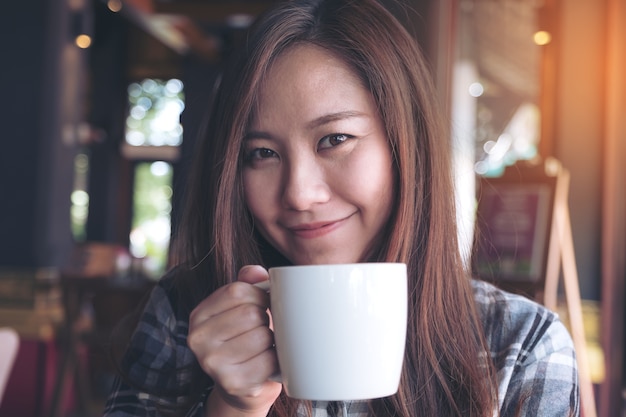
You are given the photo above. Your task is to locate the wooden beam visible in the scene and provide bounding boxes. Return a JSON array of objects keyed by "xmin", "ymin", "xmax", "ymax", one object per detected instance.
[
  {"xmin": 600, "ymin": 0, "xmax": 626, "ymax": 415},
  {"xmin": 153, "ymin": 1, "xmax": 277, "ymax": 24}
]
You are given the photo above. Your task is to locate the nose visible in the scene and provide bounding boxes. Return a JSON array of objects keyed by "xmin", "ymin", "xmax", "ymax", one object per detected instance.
[{"xmin": 281, "ymin": 158, "xmax": 330, "ymax": 210}]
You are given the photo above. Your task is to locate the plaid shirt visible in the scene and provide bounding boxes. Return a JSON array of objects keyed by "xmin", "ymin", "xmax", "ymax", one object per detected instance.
[{"xmin": 103, "ymin": 277, "xmax": 579, "ymax": 417}]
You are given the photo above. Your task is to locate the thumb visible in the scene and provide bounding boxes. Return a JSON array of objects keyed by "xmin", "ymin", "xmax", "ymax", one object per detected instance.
[
  {"xmin": 239, "ymin": 265, "xmax": 273, "ymax": 330},
  {"xmin": 237, "ymin": 264, "xmax": 270, "ymax": 285}
]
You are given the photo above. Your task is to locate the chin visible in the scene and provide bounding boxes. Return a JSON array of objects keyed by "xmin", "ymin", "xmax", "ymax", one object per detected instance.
[{"xmin": 289, "ymin": 253, "xmax": 363, "ymax": 266}]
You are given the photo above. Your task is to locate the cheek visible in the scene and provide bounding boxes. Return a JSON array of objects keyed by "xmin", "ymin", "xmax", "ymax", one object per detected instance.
[
  {"xmin": 347, "ymin": 150, "xmax": 394, "ymax": 201},
  {"xmin": 369, "ymin": 167, "xmax": 395, "ymax": 218},
  {"xmin": 358, "ymin": 153, "xmax": 395, "ymax": 224}
]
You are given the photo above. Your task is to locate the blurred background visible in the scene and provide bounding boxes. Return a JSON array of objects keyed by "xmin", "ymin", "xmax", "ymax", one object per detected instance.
[{"xmin": 0, "ymin": 0, "xmax": 623, "ymax": 416}]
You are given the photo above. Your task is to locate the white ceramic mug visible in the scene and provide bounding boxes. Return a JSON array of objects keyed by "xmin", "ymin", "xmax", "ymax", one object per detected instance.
[{"xmin": 265, "ymin": 263, "xmax": 407, "ymax": 401}]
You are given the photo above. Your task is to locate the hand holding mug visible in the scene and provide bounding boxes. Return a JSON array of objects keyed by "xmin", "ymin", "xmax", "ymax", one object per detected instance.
[
  {"xmin": 187, "ymin": 265, "xmax": 281, "ymax": 415},
  {"xmin": 189, "ymin": 262, "xmax": 408, "ymax": 414}
]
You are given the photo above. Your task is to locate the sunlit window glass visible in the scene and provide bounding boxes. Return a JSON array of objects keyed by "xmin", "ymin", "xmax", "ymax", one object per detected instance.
[
  {"xmin": 125, "ymin": 78, "xmax": 184, "ymax": 148},
  {"xmin": 474, "ymin": 103, "xmax": 540, "ymax": 177},
  {"xmin": 454, "ymin": 0, "xmax": 542, "ymax": 177},
  {"xmin": 70, "ymin": 152, "xmax": 90, "ymax": 241},
  {"xmin": 123, "ymin": 78, "xmax": 184, "ymax": 278},
  {"xmin": 130, "ymin": 161, "xmax": 173, "ymax": 278}
]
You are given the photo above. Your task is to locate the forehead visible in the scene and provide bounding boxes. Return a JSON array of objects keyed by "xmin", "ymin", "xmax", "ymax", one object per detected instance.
[
  {"xmin": 252, "ymin": 44, "xmax": 372, "ymax": 120},
  {"xmin": 268, "ymin": 43, "xmax": 355, "ymax": 77}
]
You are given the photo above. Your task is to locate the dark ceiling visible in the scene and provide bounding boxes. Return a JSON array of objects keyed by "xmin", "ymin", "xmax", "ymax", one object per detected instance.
[
  {"xmin": 118, "ymin": 0, "xmax": 541, "ymax": 93},
  {"xmin": 114, "ymin": 0, "xmax": 542, "ymax": 138}
]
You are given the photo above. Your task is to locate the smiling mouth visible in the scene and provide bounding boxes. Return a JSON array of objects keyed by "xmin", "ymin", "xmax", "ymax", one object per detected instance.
[{"xmin": 288, "ymin": 215, "xmax": 352, "ymax": 239}]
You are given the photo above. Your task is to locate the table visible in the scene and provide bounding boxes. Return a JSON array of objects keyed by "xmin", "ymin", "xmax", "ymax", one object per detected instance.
[{"xmin": 48, "ymin": 273, "xmax": 153, "ymax": 417}]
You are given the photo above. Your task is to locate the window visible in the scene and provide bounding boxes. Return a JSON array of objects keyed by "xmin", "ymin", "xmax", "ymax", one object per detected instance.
[
  {"xmin": 122, "ymin": 78, "xmax": 185, "ymax": 160},
  {"xmin": 130, "ymin": 161, "xmax": 173, "ymax": 277},
  {"xmin": 70, "ymin": 153, "xmax": 90, "ymax": 241},
  {"xmin": 123, "ymin": 78, "xmax": 184, "ymax": 278}
]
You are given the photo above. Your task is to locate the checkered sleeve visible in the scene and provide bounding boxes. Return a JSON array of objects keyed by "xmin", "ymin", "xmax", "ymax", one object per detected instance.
[
  {"xmin": 473, "ymin": 280, "xmax": 580, "ymax": 417},
  {"xmin": 102, "ymin": 283, "xmax": 208, "ymax": 417}
]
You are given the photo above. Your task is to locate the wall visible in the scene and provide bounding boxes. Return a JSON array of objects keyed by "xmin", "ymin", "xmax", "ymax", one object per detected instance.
[
  {"xmin": 554, "ymin": 0, "xmax": 605, "ymax": 301},
  {"xmin": 0, "ymin": 2, "xmax": 47, "ymax": 266},
  {"xmin": 0, "ymin": 0, "xmax": 77, "ymax": 268}
]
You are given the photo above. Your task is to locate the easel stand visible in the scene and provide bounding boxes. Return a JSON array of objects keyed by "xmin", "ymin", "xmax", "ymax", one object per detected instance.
[
  {"xmin": 473, "ymin": 160, "xmax": 597, "ymax": 417},
  {"xmin": 542, "ymin": 168, "xmax": 597, "ymax": 417}
]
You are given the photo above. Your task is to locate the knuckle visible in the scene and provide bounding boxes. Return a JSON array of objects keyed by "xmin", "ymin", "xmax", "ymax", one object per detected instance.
[
  {"xmin": 240, "ymin": 303, "xmax": 264, "ymax": 323},
  {"xmin": 224, "ymin": 281, "xmax": 251, "ymax": 300},
  {"xmin": 220, "ymin": 376, "xmax": 246, "ymax": 395},
  {"xmin": 203, "ymin": 354, "xmax": 221, "ymax": 375},
  {"xmin": 187, "ymin": 331, "xmax": 199, "ymax": 349},
  {"xmin": 187, "ymin": 327, "xmax": 208, "ymax": 352},
  {"xmin": 189, "ymin": 305, "xmax": 202, "ymax": 322}
]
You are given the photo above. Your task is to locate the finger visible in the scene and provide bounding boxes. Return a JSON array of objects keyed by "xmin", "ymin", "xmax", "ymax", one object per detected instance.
[
  {"xmin": 237, "ymin": 265, "xmax": 269, "ymax": 285},
  {"xmin": 213, "ymin": 344, "xmax": 280, "ymax": 395},
  {"xmin": 237, "ymin": 266, "xmax": 273, "ymax": 330},
  {"xmin": 190, "ymin": 280, "xmax": 269, "ymax": 325},
  {"xmin": 212, "ymin": 324, "xmax": 275, "ymax": 367},
  {"xmin": 194, "ymin": 319, "xmax": 278, "ymax": 390},
  {"xmin": 188, "ymin": 300, "xmax": 270, "ymax": 358}
]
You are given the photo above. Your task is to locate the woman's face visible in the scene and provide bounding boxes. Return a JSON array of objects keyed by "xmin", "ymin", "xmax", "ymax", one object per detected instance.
[{"xmin": 242, "ymin": 44, "xmax": 395, "ymax": 265}]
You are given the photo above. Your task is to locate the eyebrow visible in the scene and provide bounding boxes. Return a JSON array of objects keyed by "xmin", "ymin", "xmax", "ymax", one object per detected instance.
[
  {"xmin": 305, "ymin": 110, "xmax": 368, "ymax": 130},
  {"xmin": 243, "ymin": 110, "xmax": 368, "ymax": 142}
]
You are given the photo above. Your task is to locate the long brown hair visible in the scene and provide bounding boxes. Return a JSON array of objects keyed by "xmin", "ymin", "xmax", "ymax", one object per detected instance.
[{"xmin": 173, "ymin": 0, "xmax": 498, "ymax": 415}]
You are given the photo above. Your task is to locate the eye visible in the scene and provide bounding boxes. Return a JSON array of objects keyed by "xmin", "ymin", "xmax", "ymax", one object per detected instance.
[
  {"xmin": 245, "ymin": 147, "xmax": 278, "ymax": 163},
  {"xmin": 318, "ymin": 133, "xmax": 352, "ymax": 149}
]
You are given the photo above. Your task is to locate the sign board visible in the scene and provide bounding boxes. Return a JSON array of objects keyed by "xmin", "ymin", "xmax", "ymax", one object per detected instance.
[
  {"xmin": 472, "ymin": 163, "xmax": 557, "ymax": 289},
  {"xmin": 471, "ymin": 159, "xmax": 596, "ymax": 417}
]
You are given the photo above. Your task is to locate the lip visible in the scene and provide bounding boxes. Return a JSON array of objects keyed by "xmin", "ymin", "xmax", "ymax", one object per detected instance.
[{"xmin": 287, "ymin": 215, "xmax": 351, "ymax": 239}]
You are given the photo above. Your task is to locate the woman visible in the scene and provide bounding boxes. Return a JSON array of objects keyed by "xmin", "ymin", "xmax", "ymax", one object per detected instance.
[{"xmin": 103, "ymin": 0, "xmax": 579, "ymax": 416}]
